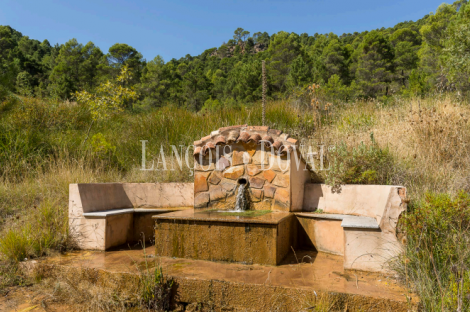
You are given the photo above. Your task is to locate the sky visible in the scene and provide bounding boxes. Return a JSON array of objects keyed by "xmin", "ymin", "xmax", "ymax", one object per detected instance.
[{"xmin": 1, "ymin": 0, "xmax": 446, "ymax": 62}]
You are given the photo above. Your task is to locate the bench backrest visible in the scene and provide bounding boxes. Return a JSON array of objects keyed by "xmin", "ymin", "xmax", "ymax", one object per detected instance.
[
  {"xmin": 303, "ymin": 184, "xmax": 405, "ymax": 227},
  {"xmin": 69, "ymin": 183, "xmax": 194, "ymax": 218}
]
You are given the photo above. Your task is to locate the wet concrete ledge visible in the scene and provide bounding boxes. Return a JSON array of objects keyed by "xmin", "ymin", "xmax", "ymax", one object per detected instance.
[
  {"xmin": 152, "ymin": 209, "xmax": 292, "ymax": 225},
  {"xmin": 20, "ymin": 247, "xmax": 417, "ymax": 311}
]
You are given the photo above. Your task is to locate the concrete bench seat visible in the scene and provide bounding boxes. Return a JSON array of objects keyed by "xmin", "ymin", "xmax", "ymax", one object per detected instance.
[
  {"xmin": 83, "ymin": 208, "xmax": 179, "ymax": 218},
  {"xmin": 299, "ymin": 184, "xmax": 407, "ymax": 272},
  {"xmin": 69, "ymin": 183, "xmax": 194, "ymax": 250},
  {"xmin": 295, "ymin": 212, "xmax": 380, "ymax": 229},
  {"xmin": 341, "ymin": 215, "xmax": 380, "ymax": 229},
  {"xmin": 83, "ymin": 208, "xmax": 134, "ymax": 218}
]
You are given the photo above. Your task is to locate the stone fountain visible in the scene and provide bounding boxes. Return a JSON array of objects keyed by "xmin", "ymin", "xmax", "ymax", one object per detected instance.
[
  {"xmin": 70, "ymin": 124, "xmax": 407, "ymax": 272},
  {"xmin": 153, "ymin": 125, "xmax": 311, "ymax": 265}
]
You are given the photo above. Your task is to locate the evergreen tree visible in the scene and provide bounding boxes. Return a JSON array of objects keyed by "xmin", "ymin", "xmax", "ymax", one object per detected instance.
[
  {"xmin": 442, "ymin": 1, "xmax": 470, "ymax": 90},
  {"xmin": 355, "ymin": 30, "xmax": 394, "ymax": 97}
]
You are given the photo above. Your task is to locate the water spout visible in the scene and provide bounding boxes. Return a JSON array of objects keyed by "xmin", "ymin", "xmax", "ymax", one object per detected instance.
[{"xmin": 235, "ymin": 182, "xmax": 249, "ymax": 211}]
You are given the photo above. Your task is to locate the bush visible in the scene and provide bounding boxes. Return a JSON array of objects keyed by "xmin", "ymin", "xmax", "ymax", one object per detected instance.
[
  {"xmin": 325, "ymin": 133, "xmax": 394, "ymax": 188},
  {"xmin": 395, "ymin": 191, "xmax": 470, "ymax": 311},
  {"xmin": 0, "ymin": 200, "xmax": 68, "ymax": 262}
]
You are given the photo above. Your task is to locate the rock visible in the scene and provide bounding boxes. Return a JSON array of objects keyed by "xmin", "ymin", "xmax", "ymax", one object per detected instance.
[
  {"xmin": 232, "ymin": 151, "xmax": 251, "ymax": 165},
  {"xmin": 274, "ymin": 188, "xmax": 290, "ymax": 209},
  {"xmin": 223, "ymin": 166, "xmax": 244, "ymax": 180},
  {"xmin": 220, "ymin": 179, "xmax": 237, "ymax": 192},
  {"xmin": 194, "ymin": 192, "xmax": 210, "ymax": 208},
  {"xmin": 246, "ymin": 164, "xmax": 261, "ymax": 176},
  {"xmin": 208, "ymin": 171, "xmax": 222, "ymax": 185},
  {"xmin": 232, "ymin": 151, "xmax": 244, "ymax": 166},
  {"xmin": 268, "ymin": 155, "xmax": 289, "ymax": 172},
  {"xmin": 250, "ymin": 189, "xmax": 263, "ymax": 202},
  {"xmin": 194, "ymin": 161, "xmax": 215, "ymax": 171},
  {"xmin": 263, "ymin": 185, "xmax": 277, "ymax": 198},
  {"xmin": 185, "ymin": 302, "xmax": 199, "ymax": 312},
  {"xmin": 262, "ymin": 169, "xmax": 276, "ymax": 182},
  {"xmin": 194, "ymin": 153, "xmax": 215, "ymax": 171},
  {"xmin": 252, "ymin": 150, "xmax": 268, "ymax": 165},
  {"xmin": 256, "ymin": 199, "xmax": 273, "ymax": 210},
  {"xmin": 209, "ymin": 185, "xmax": 226, "ymax": 202},
  {"xmin": 249, "ymin": 176, "xmax": 265, "ymax": 189},
  {"xmin": 287, "ymin": 137, "xmax": 298, "ymax": 145},
  {"xmin": 216, "ymin": 156, "xmax": 230, "ymax": 171},
  {"xmin": 243, "ymin": 152, "xmax": 252, "ymax": 164},
  {"xmin": 194, "ymin": 172, "xmax": 210, "ymax": 193},
  {"xmin": 272, "ymin": 173, "xmax": 290, "ymax": 188}
]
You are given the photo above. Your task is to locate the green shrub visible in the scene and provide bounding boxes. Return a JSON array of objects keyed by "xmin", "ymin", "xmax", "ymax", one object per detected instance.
[
  {"xmin": 395, "ymin": 191, "xmax": 470, "ymax": 311},
  {"xmin": 0, "ymin": 200, "xmax": 68, "ymax": 262},
  {"xmin": 325, "ymin": 133, "xmax": 394, "ymax": 187}
]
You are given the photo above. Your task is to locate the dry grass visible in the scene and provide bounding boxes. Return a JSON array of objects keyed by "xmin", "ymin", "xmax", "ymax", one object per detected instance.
[{"xmin": 307, "ymin": 95, "xmax": 470, "ymax": 201}]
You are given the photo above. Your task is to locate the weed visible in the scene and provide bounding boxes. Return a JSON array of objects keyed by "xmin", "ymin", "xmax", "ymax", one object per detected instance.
[{"xmin": 393, "ymin": 191, "xmax": 470, "ymax": 311}]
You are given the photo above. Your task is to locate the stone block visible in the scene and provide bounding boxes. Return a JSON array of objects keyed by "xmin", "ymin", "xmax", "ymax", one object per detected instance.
[
  {"xmin": 252, "ymin": 150, "xmax": 268, "ymax": 165},
  {"xmin": 249, "ymin": 177, "xmax": 265, "ymax": 189},
  {"xmin": 220, "ymin": 179, "xmax": 237, "ymax": 192},
  {"xmin": 262, "ymin": 169, "xmax": 276, "ymax": 182},
  {"xmin": 194, "ymin": 162, "xmax": 215, "ymax": 171},
  {"xmin": 216, "ymin": 157, "xmax": 230, "ymax": 171},
  {"xmin": 223, "ymin": 166, "xmax": 244, "ymax": 180},
  {"xmin": 263, "ymin": 185, "xmax": 277, "ymax": 198},
  {"xmin": 208, "ymin": 171, "xmax": 222, "ymax": 185},
  {"xmin": 250, "ymin": 189, "xmax": 263, "ymax": 202},
  {"xmin": 246, "ymin": 164, "xmax": 261, "ymax": 176},
  {"xmin": 268, "ymin": 155, "xmax": 289, "ymax": 173},
  {"xmin": 194, "ymin": 172, "xmax": 210, "ymax": 193},
  {"xmin": 272, "ymin": 173, "xmax": 290, "ymax": 188},
  {"xmin": 209, "ymin": 186, "xmax": 226, "ymax": 202},
  {"xmin": 194, "ymin": 192, "xmax": 210, "ymax": 208},
  {"xmin": 274, "ymin": 188, "xmax": 290, "ymax": 209},
  {"xmin": 232, "ymin": 151, "xmax": 247, "ymax": 166}
]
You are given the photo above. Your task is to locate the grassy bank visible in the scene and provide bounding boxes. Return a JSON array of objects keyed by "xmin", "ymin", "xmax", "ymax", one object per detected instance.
[{"xmin": 1, "ymin": 93, "xmax": 470, "ymax": 309}]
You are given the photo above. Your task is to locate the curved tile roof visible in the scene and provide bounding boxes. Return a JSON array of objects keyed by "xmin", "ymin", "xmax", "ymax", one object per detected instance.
[{"xmin": 193, "ymin": 125, "xmax": 299, "ymax": 157}]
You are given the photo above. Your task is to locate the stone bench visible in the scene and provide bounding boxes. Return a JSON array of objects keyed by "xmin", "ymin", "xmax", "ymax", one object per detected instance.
[
  {"xmin": 69, "ymin": 183, "xmax": 194, "ymax": 250},
  {"xmin": 299, "ymin": 184, "xmax": 407, "ymax": 273}
]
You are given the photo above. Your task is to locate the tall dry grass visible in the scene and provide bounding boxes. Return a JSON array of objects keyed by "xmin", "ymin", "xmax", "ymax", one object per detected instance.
[{"xmin": 308, "ymin": 95, "xmax": 470, "ymax": 200}]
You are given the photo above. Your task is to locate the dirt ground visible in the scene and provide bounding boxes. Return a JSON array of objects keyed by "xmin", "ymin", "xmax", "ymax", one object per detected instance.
[{"xmin": 0, "ymin": 286, "xmax": 69, "ymax": 312}]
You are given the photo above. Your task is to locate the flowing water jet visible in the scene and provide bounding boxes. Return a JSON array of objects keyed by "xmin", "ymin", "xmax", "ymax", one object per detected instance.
[{"xmin": 235, "ymin": 178, "xmax": 249, "ymax": 211}]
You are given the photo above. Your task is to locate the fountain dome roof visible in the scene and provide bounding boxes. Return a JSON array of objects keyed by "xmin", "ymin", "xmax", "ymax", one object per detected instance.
[{"xmin": 193, "ymin": 125, "xmax": 299, "ymax": 157}]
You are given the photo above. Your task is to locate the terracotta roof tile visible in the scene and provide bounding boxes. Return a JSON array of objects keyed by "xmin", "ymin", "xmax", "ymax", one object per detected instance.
[
  {"xmin": 200, "ymin": 142, "xmax": 215, "ymax": 155},
  {"xmin": 247, "ymin": 133, "xmax": 262, "ymax": 144},
  {"xmin": 262, "ymin": 135, "xmax": 274, "ymax": 146},
  {"xmin": 214, "ymin": 136, "xmax": 226, "ymax": 145},
  {"xmin": 269, "ymin": 129, "xmax": 283, "ymax": 136},
  {"xmin": 192, "ymin": 126, "xmax": 311, "ymax": 171},
  {"xmin": 272, "ymin": 141, "xmax": 282, "ymax": 150},
  {"xmin": 201, "ymin": 134, "xmax": 211, "ymax": 142},
  {"xmin": 287, "ymin": 138, "xmax": 298, "ymax": 145},
  {"xmin": 219, "ymin": 124, "xmax": 246, "ymax": 133},
  {"xmin": 193, "ymin": 146, "xmax": 202, "ymax": 156},
  {"xmin": 226, "ymin": 131, "xmax": 239, "ymax": 143},
  {"xmin": 279, "ymin": 145, "xmax": 293, "ymax": 156},
  {"xmin": 247, "ymin": 126, "xmax": 269, "ymax": 132},
  {"xmin": 237, "ymin": 132, "xmax": 250, "ymax": 143}
]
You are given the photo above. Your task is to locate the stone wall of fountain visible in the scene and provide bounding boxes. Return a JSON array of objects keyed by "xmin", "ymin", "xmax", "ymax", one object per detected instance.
[{"xmin": 193, "ymin": 125, "xmax": 311, "ymax": 212}]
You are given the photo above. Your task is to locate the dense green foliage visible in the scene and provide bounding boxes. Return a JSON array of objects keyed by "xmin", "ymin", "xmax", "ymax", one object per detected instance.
[
  {"xmin": 398, "ymin": 192, "xmax": 470, "ymax": 311},
  {"xmin": 1, "ymin": 0, "xmax": 470, "ymax": 108}
]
